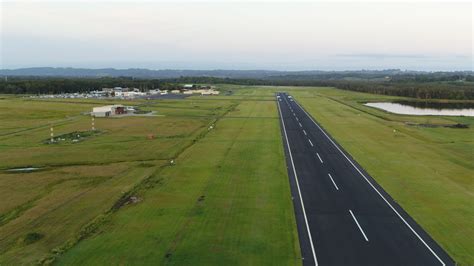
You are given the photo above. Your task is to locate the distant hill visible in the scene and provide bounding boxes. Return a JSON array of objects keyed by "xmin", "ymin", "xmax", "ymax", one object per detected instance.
[
  {"xmin": 2, "ymin": 67, "xmax": 461, "ymax": 79},
  {"xmin": 0, "ymin": 67, "xmax": 290, "ymax": 79}
]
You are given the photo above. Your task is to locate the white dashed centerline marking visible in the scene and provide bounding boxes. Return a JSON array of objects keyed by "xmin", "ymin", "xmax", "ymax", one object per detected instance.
[
  {"xmin": 308, "ymin": 139, "xmax": 314, "ymax": 147},
  {"xmin": 298, "ymin": 122, "xmax": 302, "ymax": 127},
  {"xmin": 328, "ymin": 173, "xmax": 339, "ymax": 190},
  {"xmin": 296, "ymin": 117, "xmax": 299, "ymax": 121},
  {"xmin": 292, "ymin": 99, "xmax": 446, "ymax": 266},
  {"xmin": 303, "ymin": 130, "xmax": 307, "ymax": 136},
  {"xmin": 276, "ymin": 95, "xmax": 319, "ymax": 265},
  {"xmin": 316, "ymin": 153, "xmax": 323, "ymax": 163},
  {"xmin": 349, "ymin": 210, "xmax": 369, "ymax": 242}
]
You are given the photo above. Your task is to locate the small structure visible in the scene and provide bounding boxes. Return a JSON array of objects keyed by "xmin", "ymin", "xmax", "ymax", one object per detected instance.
[
  {"xmin": 199, "ymin": 89, "xmax": 220, "ymax": 95},
  {"xmin": 91, "ymin": 105, "xmax": 128, "ymax": 117},
  {"xmin": 123, "ymin": 91, "xmax": 145, "ymax": 98},
  {"xmin": 148, "ymin": 89, "xmax": 161, "ymax": 95}
]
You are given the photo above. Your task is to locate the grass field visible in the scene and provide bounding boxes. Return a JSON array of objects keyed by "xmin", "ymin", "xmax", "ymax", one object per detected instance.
[
  {"xmin": 1, "ymin": 86, "xmax": 472, "ymax": 265},
  {"xmin": 57, "ymin": 99, "xmax": 300, "ymax": 265},
  {"xmin": 0, "ymin": 94, "xmax": 300, "ymax": 265}
]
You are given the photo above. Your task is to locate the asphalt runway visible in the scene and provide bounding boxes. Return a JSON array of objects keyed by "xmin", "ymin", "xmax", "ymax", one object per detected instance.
[{"xmin": 276, "ymin": 93, "xmax": 454, "ymax": 266}]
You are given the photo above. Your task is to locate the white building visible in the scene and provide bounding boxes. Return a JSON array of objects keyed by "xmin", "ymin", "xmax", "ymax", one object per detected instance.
[
  {"xmin": 91, "ymin": 105, "xmax": 127, "ymax": 117},
  {"xmin": 199, "ymin": 89, "xmax": 220, "ymax": 95},
  {"xmin": 123, "ymin": 91, "xmax": 145, "ymax": 98},
  {"xmin": 148, "ymin": 89, "xmax": 161, "ymax": 95}
]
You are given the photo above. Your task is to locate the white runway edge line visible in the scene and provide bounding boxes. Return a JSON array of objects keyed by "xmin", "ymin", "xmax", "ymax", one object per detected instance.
[
  {"xmin": 316, "ymin": 153, "xmax": 323, "ymax": 163},
  {"xmin": 328, "ymin": 173, "xmax": 339, "ymax": 190},
  {"xmin": 308, "ymin": 139, "xmax": 314, "ymax": 147},
  {"xmin": 277, "ymin": 95, "xmax": 319, "ymax": 265},
  {"xmin": 349, "ymin": 210, "xmax": 369, "ymax": 242},
  {"xmin": 292, "ymin": 98, "xmax": 446, "ymax": 266}
]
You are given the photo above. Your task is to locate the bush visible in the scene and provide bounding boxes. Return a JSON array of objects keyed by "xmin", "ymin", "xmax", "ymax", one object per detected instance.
[{"xmin": 24, "ymin": 232, "xmax": 44, "ymax": 244}]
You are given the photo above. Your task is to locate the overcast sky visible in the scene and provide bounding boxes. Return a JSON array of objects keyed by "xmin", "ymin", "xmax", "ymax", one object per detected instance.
[{"xmin": 1, "ymin": 1, "xmax": 472, "ymax": 71}]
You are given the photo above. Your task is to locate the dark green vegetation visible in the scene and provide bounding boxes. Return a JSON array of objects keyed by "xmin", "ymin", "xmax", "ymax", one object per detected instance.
[
  {"xmin": 172, "ymin": 76, "xmax": 474, "ymax": 100},
  {"xmin": 0, "ymin": 77, "xmax": 182, "ymax": 94},
  {"xmin": 23, "ymin": 232, "xmax": 44, "ymax": 245},
  {"xmin": 314, "ymin": 80, "xmax": 474, "ymax": 100},
  {"xmin": 392, "ymin": 100, "xmax": 474, "ymax": 109},
  {"xmin": 1, "ymin": 70, "xmax": 473, "ymax": 99},
  {"xmin": 0, "ymin": 92, "xmax": 300, "ymax": 265}
]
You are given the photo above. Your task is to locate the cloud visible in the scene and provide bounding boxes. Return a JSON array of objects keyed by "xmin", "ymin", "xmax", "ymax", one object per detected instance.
[
  {"xmin": 1, "ymin": 1, "xmax": 472, "ymax": 70},
  {"xmin": 335, "ymin": 53, "xmax": 432, "ymax": 59}
]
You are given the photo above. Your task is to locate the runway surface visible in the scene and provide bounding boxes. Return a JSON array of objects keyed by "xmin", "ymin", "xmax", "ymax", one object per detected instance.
[{"xmin": 276, "ymin": 93, "xmax": 454, "ymax": 266}]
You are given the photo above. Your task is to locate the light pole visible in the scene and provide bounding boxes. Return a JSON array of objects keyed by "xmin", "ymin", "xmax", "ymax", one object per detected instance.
[{"xmin": 50, "ymin": 126, "xmax": 54, "ymax": 142}]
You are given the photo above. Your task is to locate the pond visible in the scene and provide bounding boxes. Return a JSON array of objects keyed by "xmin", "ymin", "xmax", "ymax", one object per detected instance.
[
  {"xmin": 5, "ymin": 167, "xmax": 41, "ymax": 172},
  {"xmin": 364, "ymin": 101, "xmax": 474, "ymax": 116}
]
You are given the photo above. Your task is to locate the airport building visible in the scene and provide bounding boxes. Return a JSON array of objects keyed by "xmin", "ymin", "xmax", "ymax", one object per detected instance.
[{"xmin": 91, "ymin": 105, "xmax": 129, "ymax": 117}]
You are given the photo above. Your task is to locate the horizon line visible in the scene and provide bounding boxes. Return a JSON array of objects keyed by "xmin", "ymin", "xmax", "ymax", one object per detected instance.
[{"xmin": 1, "ymin": 67, "xmax": 473, "ymax": 73}]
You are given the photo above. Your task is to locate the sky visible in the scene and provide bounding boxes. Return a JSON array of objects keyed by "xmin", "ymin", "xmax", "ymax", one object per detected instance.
[{"xmin": 0, "ymin": 0, "xmax": 472, "ymax": 71}]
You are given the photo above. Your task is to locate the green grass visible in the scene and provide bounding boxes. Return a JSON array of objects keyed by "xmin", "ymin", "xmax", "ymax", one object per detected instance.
[
  {"xmin": 0, "ymin": 162, "xmax": 164, "ymax": 264},
  {"xmin": 0, "ymin": 96, "xmax": 234, "ymax": 263},
  {"xmin": 0, "ymin": 97, "xmax": 230, "ymax": 169},
  {"xmin": 56, "ymin": 99, "xmax": 300, "ymax": 265},
  {"xmin": 0, "ymin": 94, "xmax": 300, "ymax": 265},
  {"xmin": 1, "ymin": 86, "xmax": 472, "ymax": 265}
]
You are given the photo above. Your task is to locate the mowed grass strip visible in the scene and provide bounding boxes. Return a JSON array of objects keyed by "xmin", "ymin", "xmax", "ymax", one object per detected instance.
[
  {"xmin": 291, "ymin": 87, "xmax": 473, "ymax": 265},
  {"xmin": 0, "ymin": 162, "xmax": 165, "ymax": 265},
  {"xmin": 57, "ymin": 100, "xmax": 301, "ymax": 265},
  {"xmin": 0, "ymin": 96, "xmax": 235, "ymax": 264},
  {"xmin": 0, "ymin": 97, "xmax": 226, "ymax": 169}
]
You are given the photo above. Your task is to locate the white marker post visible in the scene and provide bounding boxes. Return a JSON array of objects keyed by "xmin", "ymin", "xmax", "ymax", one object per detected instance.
[{"xmin": 92, "ymin": 117, "xmax": 95, "ymax": 131}]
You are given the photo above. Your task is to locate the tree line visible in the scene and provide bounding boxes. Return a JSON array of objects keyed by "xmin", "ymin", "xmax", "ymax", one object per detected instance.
[
  {"xmin": 0, "ymin": 77, "xmax": 183, "ymax": 94},
  {"xmin": 164, "ymin": 76, "xmax": 474, "ymax": 100},
  {"xmin": 1, "ymin": 75, "xmax": 473, "ymax": 100}
]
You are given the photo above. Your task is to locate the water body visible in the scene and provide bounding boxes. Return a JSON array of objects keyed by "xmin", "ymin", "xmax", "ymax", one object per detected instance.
[
  {"xmin": 5, "ymin": 167, "xmax": 41, "ymax": 172},
  {"xmin": 365, "ymin": 101, "xmax": 474, "ymax": 116}
]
